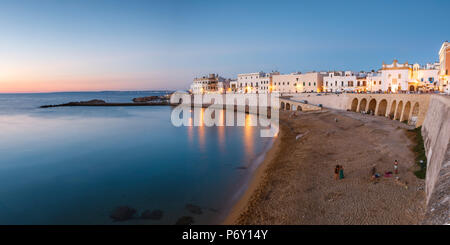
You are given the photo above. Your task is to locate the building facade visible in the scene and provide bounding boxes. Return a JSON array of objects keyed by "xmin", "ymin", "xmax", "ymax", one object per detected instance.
[
  {"xmin": 272, "ymin": 72, "xmax": 324, "ymax": 94},
  {"xmin": 439, "ymin": 41, "xmax": 450, "ymax": 94},
  {"xmin": 323, "ymin": 71, "xmax": 367, "ymax": 92},
  {"xmin": 190, "ymin": 74, "xmax": 227, "ymax": 94},
  {"xmin": 236, "ymin": 71, "xmax": 278, "ymax": 93},
  {"xmin": 380, "ymin": 60, "xmax": 413, "ymax": 92}
]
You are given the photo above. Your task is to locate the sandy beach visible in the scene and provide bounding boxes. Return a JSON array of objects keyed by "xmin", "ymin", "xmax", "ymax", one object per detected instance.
[{"xmin": 225, "ymin": 109, "xmax": 426, "ymax": 225}]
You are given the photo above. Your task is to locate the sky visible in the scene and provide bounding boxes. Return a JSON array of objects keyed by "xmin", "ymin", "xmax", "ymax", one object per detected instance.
[{"xmin": 0, "ymin": 0, "xmax": 449, "ymax": 93}]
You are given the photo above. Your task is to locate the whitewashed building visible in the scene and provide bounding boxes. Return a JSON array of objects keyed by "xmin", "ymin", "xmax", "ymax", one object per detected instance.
[
  {"xmin": 323, "ymin": 71, "xmax": 367, "ymax": 92},
  {"xmin": 190, "ymin": 74, "xmax": 227, "ymax": 94},
  {"xmin": 439, "ymin": 41, "xmax": 450, "ymax": 94},
  {"xmin": 366, "ymin": 71, "xmax": 383, "ymax": 92},
  {"xmin": 236, "ymin": 71, "xmax": 278, "ymax": 93},
  {"xmin": 272, "ymin": 72, "xmax": 324, "ymax": 94},
  {"xmin": 380, "ymin": 60, "xmax": 413, "ymax": 92}
]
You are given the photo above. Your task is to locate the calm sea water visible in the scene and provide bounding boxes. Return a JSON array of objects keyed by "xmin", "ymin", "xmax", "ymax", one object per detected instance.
[{"xmin": 0, "ymin": 91, "xmax": 273, "ymax": 224}]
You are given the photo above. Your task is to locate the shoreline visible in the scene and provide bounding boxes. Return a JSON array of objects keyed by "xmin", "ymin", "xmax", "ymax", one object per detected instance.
[{"xmin": 223, "ymin": 122, "xmax": 284, "ymax": 225}]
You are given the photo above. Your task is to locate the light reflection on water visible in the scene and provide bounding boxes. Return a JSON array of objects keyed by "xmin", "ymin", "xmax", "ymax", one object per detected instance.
[{"xmin": 0, "ymin": 92, "xmax": 273, "ymax": 224}]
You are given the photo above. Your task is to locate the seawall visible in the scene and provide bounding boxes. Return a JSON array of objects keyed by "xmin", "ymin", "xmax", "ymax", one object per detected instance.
[{"xmin": 421, "ymin": 95, "xmax": 450, "ymax": 224}]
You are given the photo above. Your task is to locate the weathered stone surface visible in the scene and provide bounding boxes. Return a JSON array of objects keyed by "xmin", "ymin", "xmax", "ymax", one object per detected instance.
[{"xmin": 421, "ymin": 95, "xmax": 450, "ymax": 224}]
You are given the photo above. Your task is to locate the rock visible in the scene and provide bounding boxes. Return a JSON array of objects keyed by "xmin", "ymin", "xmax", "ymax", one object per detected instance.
[
  {"xmin": 110, "ymin": 206, "xmax": 137, "ymax": 222},
  {"xmin": 175, "ymin": 216, "xmax": 194, "ymax": 225},
  {"xmin": 133, "ymin": 96, "xmax": 161, "ymax": 102},
  {"xmin": 141, "ymin": 209, "xmax": 163, "ymax": 220},
  {"xmin": 186, "ymin": 204, "xmax": 203, "ymax": 215},
  {"xmin": 79, "ymin": 99, "xmax": 106, "ymax": 104}
]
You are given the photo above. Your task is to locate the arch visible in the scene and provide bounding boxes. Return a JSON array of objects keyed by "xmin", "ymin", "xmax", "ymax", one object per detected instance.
[
  {"xmin": 410, "ymin": 102, "xmax": 420, "ymax": 126},
  {"xmin": 409, "ymin": 85, "xmax": 415, "ymax": 92},
  {"xmin": 389, "ymin": 100, "xmax": 397, "ymax": 119},
  {"xmin": 280, "ymin": 102, "xmax": 285, "ymax": 110},
  {"xmin": 350, "ymin": 98, "xmax": 358, "ymax": 112},
  {"xmin": 297, "ymin": 105, "xmax": 302, "ymax": 111},
  {"xmin": 286, "ymin": 103, "xmax": 291, "ymax": 110},
  {"xmin": 358, "ymin": 98, "xmax": 367, "ymax": 112},
  {"xmin": 395, "ymin": 101, "xmax": 403, "ymax": 120},
  {"xmin": 377, "ymin": 99, "xmax": 387, "ymax": 116},
  {"xmin": 401, "ymin": 101, "xmax": 411, "ymax": 122},
  {"xmin": 368, "ymin": 99, "xmax": 377, "ymax": 114}
]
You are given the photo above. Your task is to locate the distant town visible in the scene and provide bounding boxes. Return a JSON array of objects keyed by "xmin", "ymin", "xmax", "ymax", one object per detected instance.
[{"xmin": 190, "ymin": 41, "xmax": 450, "ymax": 95}]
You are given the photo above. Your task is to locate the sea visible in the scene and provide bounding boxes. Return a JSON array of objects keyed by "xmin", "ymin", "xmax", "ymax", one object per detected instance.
[{"xmin": 0, "ymin": 91, "xmax": 273, "ymax": 224}]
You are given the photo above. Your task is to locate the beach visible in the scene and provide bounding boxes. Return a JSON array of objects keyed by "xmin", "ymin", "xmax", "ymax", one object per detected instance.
[{"xmin": 225, "ymin": 109, "xmax": 426, "ymax": 225}]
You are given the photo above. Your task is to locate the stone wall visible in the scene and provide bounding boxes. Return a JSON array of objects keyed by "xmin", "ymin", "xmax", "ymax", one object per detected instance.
[{"xmin": 421, "ymin": 95, "xmax": 450, "ymax": 224}]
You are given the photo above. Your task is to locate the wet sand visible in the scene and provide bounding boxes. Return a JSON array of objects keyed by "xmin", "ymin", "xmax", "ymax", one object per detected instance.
[{"xmin": 225, "ymin": 109, "xmax": 426, "ymax": 225}]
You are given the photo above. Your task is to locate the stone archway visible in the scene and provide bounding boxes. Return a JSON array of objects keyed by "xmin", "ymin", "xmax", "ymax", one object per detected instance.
[
  {"xmin": 409, "ymin": 85, "xmax": 415, "ymax": 92},
  {"xmin": 395, "ymin": 101, "xmax": 403, "ymax": 120},
  {"xmin": 368, "ymin": 99, "xmax": 377, "ymax": 114},
  {"xmin": 281, "ymin": 102, "xmax": 285, "ymax": 110},
  {"xmin": 297, "ymin": 105, "xmax": 302, "ymax": 111},
  {"xmin": 410, "ymin": 102, "xmax": 420, "ymax": 126},
  {"xmin": 358, "ymin": 98, "xmax": 367, "ymax": 112},
  {"xmin": 286, "ymin": 103, "xmax": 291, "ymax": 110},
  {"xmin": 401, "ymin": 101, "xmax": 411, "ymax": 122},
  {"xmin": 389, "ymin": 100, "xmax": 397, "ymax": 119},
  {"xmin": 377, "ymin": 99, "xmax": 387, "ymax": 116},
  {"xmin": 350, "ymin": 98, "xmax": 358, "ymax": 112}
]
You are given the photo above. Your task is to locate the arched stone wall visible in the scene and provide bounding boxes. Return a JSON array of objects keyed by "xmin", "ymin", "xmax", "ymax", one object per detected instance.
[
  {"xmin": 377, "ymin": 99, "xmax": 388, "ymax": 116},
  {"xmin": 401, "ymin": 101, "xmax": 411, "ymax": 122},
  {"xmin": 350, "ymin": 98, "xmax": 358, "ymax": 112},
  {"xmin": 395, "ymin": 101, "xmax": 403, "ymax": 120},
  {"xmin": 359, "ymin": 98, "xmax": 367, "ymax": 112},
  {"xmin": 286, "ymin": 103, "xmax": 291, "ymax": 110},
  {"xmin": 389, "ymin": 100, "xmax": 397, "ymax": 119},
  {"xmin": 368, "ymin": 99, "xmax": 377, "ymax": 114}
]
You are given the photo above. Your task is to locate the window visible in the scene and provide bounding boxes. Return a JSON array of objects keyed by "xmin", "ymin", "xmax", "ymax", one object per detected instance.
[
  {"xmin": 341, "ymin": 81, "xmax": 344, "ymax": 86},
  {"xmin": 314, "ymin": 82, "xmax": 316, "ymax": 86},
  {"xmin": 373, "ymin": 81, "xmax": 376, "ymax": 85},
  {"xmin": 309, "ymin": 82, "xmax": 311, "ymax": 86},
  {"xmin": 379, "ymin": 81, "xmax": 381, "ymax": 85},
  {"xmin": 398, "ymin": 74, "xmax": 401, "ymax": 79},
  {"xmin": 303, "ymin": 82, "xmax": 305, "ymax": 86}
]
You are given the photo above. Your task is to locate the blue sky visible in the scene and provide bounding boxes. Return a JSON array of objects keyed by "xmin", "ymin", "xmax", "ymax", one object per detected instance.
[{"xmin": 0, "ymin": 0, "xmax": 449, "ymax": 92}]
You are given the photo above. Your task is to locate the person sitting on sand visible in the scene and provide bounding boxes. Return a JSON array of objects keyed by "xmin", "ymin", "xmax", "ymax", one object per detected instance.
[
  {"xmin": 394, "ymin": 160, "xmax": 399, "ymax": 174},
  {"xmin": 339, "ymin": 165, "xmax": 344, "ymax": 180},
  {"xmin": 334, "ymin": 165, "xmax": 340, "ymax": 180}
]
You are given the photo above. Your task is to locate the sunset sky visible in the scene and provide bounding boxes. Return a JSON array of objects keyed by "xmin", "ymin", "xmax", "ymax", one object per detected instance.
[{"xmin": 1, "ymin": 0, "xmax": 449, "ymax": 93}]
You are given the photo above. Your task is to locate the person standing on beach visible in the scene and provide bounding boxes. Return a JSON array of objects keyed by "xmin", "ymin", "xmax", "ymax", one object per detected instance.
[
  {"xmin": 339, "ymin": 165, "xmax": 344, "ymax": 180},
  {"xmin": 334, "ymin": 165, "xmax": 340, "ymax": 180},
  {"xmin": 394, "ymin": 160, "xmax": 399, "ymax": 174}
]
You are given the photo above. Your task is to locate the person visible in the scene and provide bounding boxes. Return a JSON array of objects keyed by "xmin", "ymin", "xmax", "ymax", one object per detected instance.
[
  {"xmin": 339, "ymin": 165, "xmax": 344, "ymax": 180},
  {"xmin": 394, "ymin": 160, "xmax": 399, "ymax": 174},
  {"xmin": 334, "ymin": 165, "xmax": 340, "ymax": 180}
]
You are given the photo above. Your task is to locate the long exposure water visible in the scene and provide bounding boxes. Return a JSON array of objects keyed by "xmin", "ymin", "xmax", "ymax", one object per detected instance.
[{"xmin": 0, "ymin": 91, "xmax": 273, "ymax": 224}]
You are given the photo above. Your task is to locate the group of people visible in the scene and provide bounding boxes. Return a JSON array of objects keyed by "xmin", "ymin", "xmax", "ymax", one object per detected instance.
[
  {"xmin": 334, "ymin": 165, "xmax": 344, "ymax": 180},
  {"xmin": 335, "ymin": 160, "xmax": 400, "ymax": 181}
]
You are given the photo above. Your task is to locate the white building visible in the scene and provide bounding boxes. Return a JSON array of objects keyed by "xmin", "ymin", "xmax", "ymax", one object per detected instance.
[
  {"xmin": 236, "ymin": 71, "xmax": 278, "ymax": 93},
  {"xmin": 190, "ymin": 74, "xmax": 227, "ymax": 94},
  {"xmin": 323, "ymin": 71, "xmax": 367, "ymax": 92},
  {"xmin": 411, "ymin": 63, "xmax": 440, "ymax": 91},
  {"xmin": 380, "ymin": 60, "xmax": 413, "ymax": 93},
  {"xmin": 272, "ymin": 72, "xmax": 324, "ymax": 94},
  {"xmin": 439, "ymin": 41, "xmax": 450, "ymax": 94},
  {"xmin": 366, "ymin": 71, "xmax": 383, "ymax": 92}
]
